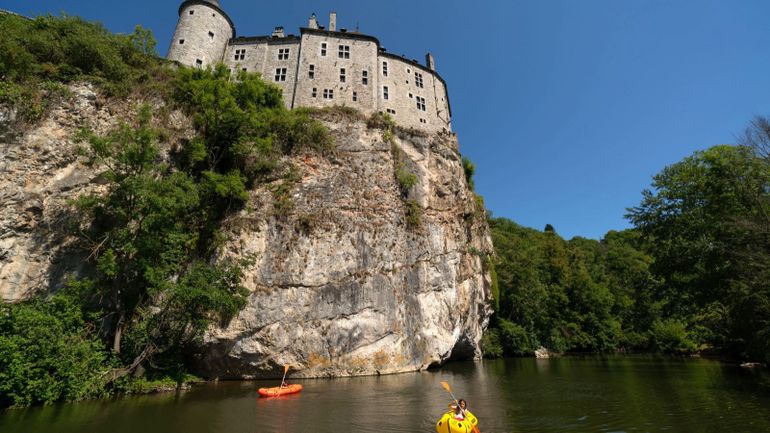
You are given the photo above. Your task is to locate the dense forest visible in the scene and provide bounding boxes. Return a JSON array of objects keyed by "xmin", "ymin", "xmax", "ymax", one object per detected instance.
[{"xmin": 483, "ymin": 140, "xmax": 770, "ymax": 365}]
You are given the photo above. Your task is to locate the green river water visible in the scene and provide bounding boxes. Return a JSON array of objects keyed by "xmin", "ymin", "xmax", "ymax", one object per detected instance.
[{"xmin": 2, "ymin": 356, "xmax": 769, "ymax": 433}]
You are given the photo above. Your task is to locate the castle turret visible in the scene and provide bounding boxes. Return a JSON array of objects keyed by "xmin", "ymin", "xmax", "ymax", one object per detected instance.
[
  {"xmin": 167, "ymin": 0, "xmax": 235, "ymax": 68},
  {"xmin": 308, "ymin": 13, "xmax": 319, "ymax": 29},
  {"xmin": 426, "ymin": 53, "xmax": 436, "ymax": 71}
]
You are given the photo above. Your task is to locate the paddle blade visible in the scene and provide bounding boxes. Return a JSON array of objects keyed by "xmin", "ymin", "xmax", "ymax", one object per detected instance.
[
  {"xmin": 440, "ymin": 381, "xmax": 452, "ymax": 393},
  {"xmin": 284, "ymin": 365, "xmax": 289, "ymax": 374}
]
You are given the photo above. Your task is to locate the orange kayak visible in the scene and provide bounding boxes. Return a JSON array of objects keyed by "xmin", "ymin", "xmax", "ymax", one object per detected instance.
[{"xmin": 258, "ymin": 384, "xmax": 303, "ymax": 398}]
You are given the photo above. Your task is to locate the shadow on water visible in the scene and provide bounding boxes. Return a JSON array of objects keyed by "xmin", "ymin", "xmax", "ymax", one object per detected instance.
[{"xmin": 2, "ymin": 356, "xmax": 770, "ymax": 433}]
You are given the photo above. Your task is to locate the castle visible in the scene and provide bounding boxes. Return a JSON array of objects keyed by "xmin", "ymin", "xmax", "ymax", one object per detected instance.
[{"xmin": 167, "ymin": 0, "xmax": 452, "ymax": 132}]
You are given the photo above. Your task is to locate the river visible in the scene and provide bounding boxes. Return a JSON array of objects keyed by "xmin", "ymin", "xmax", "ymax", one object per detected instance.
[{"xmin": 2, "ymin": 356, "xmax": 769, "ymax": 433}]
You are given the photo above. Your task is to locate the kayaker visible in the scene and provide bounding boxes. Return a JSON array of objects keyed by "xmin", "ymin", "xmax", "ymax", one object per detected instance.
[{"xmin": 451, "ymin": 399, "xmax": 468, "ymax": 420}]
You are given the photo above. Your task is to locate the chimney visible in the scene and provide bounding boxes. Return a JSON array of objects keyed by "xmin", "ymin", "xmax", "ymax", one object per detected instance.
[
  {"xmin": 272, "ymin": 26, "xmax": 285, "ymax": 38},
  {"xmin": 426, "ymin": 53, "xmax": 436, "ymax": 71},
  {"xmin": 308, "ymin": 13, "xmax": 319, "ymax": 29},
  {"xmin": 329, "ymin": 12, "xmax": 337, "ymax": 31}
]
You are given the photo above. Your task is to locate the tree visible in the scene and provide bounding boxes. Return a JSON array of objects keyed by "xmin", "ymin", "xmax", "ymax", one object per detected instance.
[
  {"xmin": 627, "ymin": 144, "xmax": 770, "ymax": 357},
  {"xmin": 74, "ymin": 104, "xmax": 248, "ymax": 379}
]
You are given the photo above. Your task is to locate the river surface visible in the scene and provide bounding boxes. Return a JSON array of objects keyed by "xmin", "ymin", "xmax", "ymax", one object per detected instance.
[{"xmin": 2, "ymin": 356, "xmax": 770, "ymax": 433}]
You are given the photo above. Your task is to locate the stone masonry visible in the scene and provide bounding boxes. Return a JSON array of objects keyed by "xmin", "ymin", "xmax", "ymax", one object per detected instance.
[{"xmin": 167, "ymin": 1, "xmax": 452, "ymax": 132}]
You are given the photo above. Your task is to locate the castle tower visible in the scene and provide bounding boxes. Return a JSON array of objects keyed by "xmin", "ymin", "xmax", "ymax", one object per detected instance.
[{"xmin": 167, "ymin": 0, "xmax": 235, "ymax": 68}]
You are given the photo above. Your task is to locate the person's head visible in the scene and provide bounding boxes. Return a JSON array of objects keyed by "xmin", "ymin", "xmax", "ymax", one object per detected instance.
[{"xmin": 458, "ymin": 399, "xmax": 467, "ymax": 410}]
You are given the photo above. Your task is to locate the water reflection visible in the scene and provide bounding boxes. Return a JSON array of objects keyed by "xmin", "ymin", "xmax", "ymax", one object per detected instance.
[{"xmin": 1, "ymin": 356, "xmax": 770, "ymax": 433}]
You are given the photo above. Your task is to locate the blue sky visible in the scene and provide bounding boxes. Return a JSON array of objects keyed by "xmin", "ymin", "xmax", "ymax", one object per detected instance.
[{"xmin": 6, "ymin": 0, "xmax": 770, "ymax": 239}]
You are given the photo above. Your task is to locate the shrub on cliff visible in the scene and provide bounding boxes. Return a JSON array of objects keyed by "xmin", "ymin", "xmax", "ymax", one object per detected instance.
[
  {"xmin": 0, "ymin": 13, "xmax": 168, "ymax": 121},
  {"xmin": 72, "ymin": 104, "xmax": 249, "ymax": 382},
  {"xmin": 0, "ymin": 293, "xmax": 110, "ymax": 407},
  {"xmin": 173, "ymin": 65, "xmax": 332, "ymax": 186}
]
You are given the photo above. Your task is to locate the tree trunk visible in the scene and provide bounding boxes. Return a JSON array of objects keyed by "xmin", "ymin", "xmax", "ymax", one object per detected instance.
[
  {"xmin": 103, "ymin": 344, "xmax": 156, "ymax": 384},
  {"xmin": 113, "ymin": 311, "xmax": 125, "ymax": 354}
]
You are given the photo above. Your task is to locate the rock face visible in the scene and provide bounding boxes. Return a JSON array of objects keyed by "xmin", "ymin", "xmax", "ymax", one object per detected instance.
[
  {"xmin": 0, "ymin": 85, "xmax": 494, "ymax": 378},
  {"xmin": 0, "ymin": 84, "xmax": 107, "ymax": 301}
]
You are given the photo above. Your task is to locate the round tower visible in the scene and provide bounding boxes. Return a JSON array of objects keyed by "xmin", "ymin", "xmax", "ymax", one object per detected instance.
[{"xmin": 167, "ymin": 0, "xmax": 235, "ymax": 68}]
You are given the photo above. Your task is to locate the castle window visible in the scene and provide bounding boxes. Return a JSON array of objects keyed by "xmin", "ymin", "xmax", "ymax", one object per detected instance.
[
  {"xmin": 320, "ymin": 43, "xmax": 327, "ymax": 57},
  {"xmin": 338, "ymin": 45, "xmax": 350, "ymax": 59},
  {"xmin": 208, "ymin": 31, "xmax": 214, "ymax": 40},
  {"xmin": 416, "ymin": 96, "xmax": 426, "ymax": 111},
  {"xmin": 415, "ymin": 72, "xmax": 424, "ymax": 88},
  {"xmin": 353, "ymin": 91, "xmax": 358, "ymax": 102},
  {"xmin": 362, "ymin": 70, "xmax": 369, "ymax": 85},
  {"xmin": 420, "ymin": 118, "xmax": 427, "ymax": 124},
  {"xmin": 278, "ymin": 48, "xmax": 290, "ymax": 60},
  {"xmin": 234, "ymin": 49, "xmax": 246, "ymax": 61},
  {"xmin": 323, "ymin": 89, "xmax": 334, "ymax": 99},
  {"xmin": 408, "ymin": 93, "xmax": 413, "ymax": 98},
  {"xmin": 312, "ymin": 88, "xmax": 317, "ymax": 98},
  {"xmin": 382, "ymin": 61, "xmax": 388, "ymax": 76},
  {"xmin": 340, "ymin": 68, "xmax": 346, "ymax": 83},
  {"xmin": 383, "ymin": 86, "xmax": 389, "ymax": 100},
  {"xmin": 274, "ymin": 68, "xmax": 287, "ymax": 82},
  {"xmin": 308, "ymin": 64, "xmax": 315, "ymax": 79},
  {"xmin": 387, "ymin": 108, "xmax": 396, "ymax": 115},
  {"xmin": 179, "ymin": 39, "xmax": 185, "ymax": 45},
  {"xmin": 195, "ymin": 59, "xmax": 203, "ymax": 68},
  {"xmin": 189, "ymin": 10, "xmax": 194, "ymax": 15}
]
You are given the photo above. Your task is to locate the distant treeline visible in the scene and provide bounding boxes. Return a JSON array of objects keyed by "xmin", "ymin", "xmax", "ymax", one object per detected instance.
[{"xmin": 484, "ymin": 125, "xmax": 770, "ymax": 364}]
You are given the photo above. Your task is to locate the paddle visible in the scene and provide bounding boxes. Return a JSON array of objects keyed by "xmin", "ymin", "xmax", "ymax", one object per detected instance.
[
  {"xmin": 280, "ymin": 365, "xmax": 289, "ymax": 388},
  {"xmin": 440, "ymin": 381, "xmax": 480, "ymax": 433},
  {"xmin": 269, "ymin": 365, "xmax": 290, "ymax": 397}
]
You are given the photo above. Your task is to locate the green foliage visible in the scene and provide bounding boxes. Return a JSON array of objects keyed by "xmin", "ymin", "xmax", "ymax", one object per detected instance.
[
  {"xmin": 0, "ymin": 14, "xmax": 168, "ymax": 118},
  {"xmin": 498, "ymin": 318, "xmax": 537, "ymax": 355},
  {"xmin": 480, "ymin": 328, "xmax": 504, "ymax": 359},
  {"xmin": 488, "ymin": 218, "xmax": 656, "ymax": 356},
  {"xmin": 462, "ymin": 156, "xmax": 476, "ymax": 190},
  {"xmin": 116, "ymin": 373, "xmax": 201, "ymax": 395},
  {"xmin": 405, "ymin": 199, "xmax": 423, "ymax": 229},
  {"xmin": 649, "ymin": 319, "xmax": 698, "ymax": 354},
  {"xmin": 73, "ymin": 103, "xmax": 249, "ymax": 376},
  {"xmin": 173, "ymin": 65, "xmax": 331, "ymax": 184},
  {"xmin": 0, "ymin": 294, "xmax": 110, "ymax": 407},
  {"xmin": 396, "ymin": 168, "xmax": 418, "ymax": 196},
  {"xmin": 487, "ymin": 130, "xmax": 770, "ymax": 363},
  {"xmin": 627, "ymin": 143, "xmax": 770, "ymax": 361}
]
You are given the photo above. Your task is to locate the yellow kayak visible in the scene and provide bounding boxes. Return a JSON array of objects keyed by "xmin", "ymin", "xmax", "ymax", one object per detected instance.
[{"xmin": 435, "ymin": 410, "xmax": 478, "ymax": 433}]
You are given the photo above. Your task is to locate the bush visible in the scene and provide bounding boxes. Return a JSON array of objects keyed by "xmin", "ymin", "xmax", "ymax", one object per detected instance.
[
  {"xmin": 0, "ymin": 295, "xmax": 111, "ymax": 407},
  {"xmin": 405, "ymin": 199, "xmax": 422, "ymax": 229},
  {"xmin": 462, "ymin": 156, "xmax": 476, "ymax": 190},
  {"xmin": 649, "ymin": 319, "xmax": 698, "ymax": 354},
  {"xmin": 0, "ymin": 14, "xmax": 170, "ymax": 123},
  {"xmin": 498, "ymin": 318, "xmax": 537, "ymax": 356},
  {"xmin": 481, "ymin": 329, "xmax": 504, "ymax": 359}
]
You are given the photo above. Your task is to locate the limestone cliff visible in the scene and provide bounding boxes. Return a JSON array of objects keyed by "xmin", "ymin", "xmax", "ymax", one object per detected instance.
[{"xmin": 0, "ymin": 84, "xmax": 493, "ymax": 378}]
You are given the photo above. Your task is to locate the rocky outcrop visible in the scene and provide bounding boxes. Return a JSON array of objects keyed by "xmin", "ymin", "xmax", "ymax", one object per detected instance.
[
  {"xmin": 0, "ymin": 84, "xmax": 106, "ymax": 301},
  {"xmin": 0, "ymin": 85, "xmax": 493, "ymax": 378}
]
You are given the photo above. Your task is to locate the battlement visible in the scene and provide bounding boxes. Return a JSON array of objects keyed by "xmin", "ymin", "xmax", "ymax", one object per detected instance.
[{"xmin": 167, "ymin": 3, "xmax": 452, "ymax": 132}]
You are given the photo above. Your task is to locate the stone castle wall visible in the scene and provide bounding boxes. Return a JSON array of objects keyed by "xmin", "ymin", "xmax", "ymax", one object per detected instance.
[
  {"xmin": 167, "ymin": 1, "xmax": 234, "ymax": 68},
  {"xmin": 167, "ymin": 2, "xmax": 452, "ymax": 132}
]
